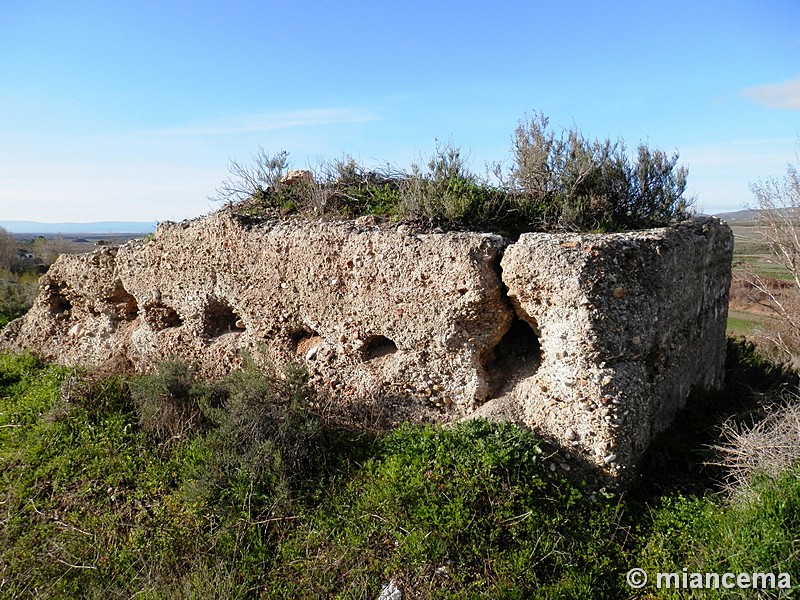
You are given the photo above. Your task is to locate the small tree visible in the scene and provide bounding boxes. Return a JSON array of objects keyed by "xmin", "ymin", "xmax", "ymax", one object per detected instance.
[
  {"xmin": 746, "ymin": 146, "xmax": 800, "ymax": 363},
  {"xmin": 0, "ymin": 227, "xmax": 15, "ymax": 271}
]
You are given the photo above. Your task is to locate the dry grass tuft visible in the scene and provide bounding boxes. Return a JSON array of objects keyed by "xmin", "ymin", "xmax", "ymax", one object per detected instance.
[{"xmin": 713, "ymin": 390, "xmax": 800, "ymax": 497}]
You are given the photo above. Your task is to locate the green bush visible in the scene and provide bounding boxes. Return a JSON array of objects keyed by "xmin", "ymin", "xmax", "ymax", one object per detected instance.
[
  {"xmin": 397, "ymin": 140, "xmax": 513, "ymax": 232},
  {"xmin": 211, "ymin": 111, "xmax": 694, "ymax": 236},
  {"xmin": 187, "ymin": 359, "xmax": 324, "ymax": 514},
  {"xmin": 128, "ymin": 360, "xmax": 216, "ymax": 444},
  {"xmin": 510, "ymin": 111, "xmax": 693, "ymax": 231},
  {"xmin": 0, "ymin": 352, "xmax": 288, "ymax": 597},
  {"xmin": 313, "ymin": 154, "xmax": 404, "ymax": 217}
]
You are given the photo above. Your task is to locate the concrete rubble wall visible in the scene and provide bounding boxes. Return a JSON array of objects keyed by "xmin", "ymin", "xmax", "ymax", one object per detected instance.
[
  {"xmin": 0, "ymin": 212, "xmax": 733, "ymax": 480},
  {"xmin": 498, "ymin": 219, "xmax": 733, "ymax": 478}
]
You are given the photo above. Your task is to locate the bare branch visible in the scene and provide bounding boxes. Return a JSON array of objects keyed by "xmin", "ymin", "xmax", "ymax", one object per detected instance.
[
  {"xmin": 746, "ymin": 145, "xmax": 800, "ymax": 364},
  {"xmin": 209, "ymin": 147, "xmax": 291, "ymax": 204}
]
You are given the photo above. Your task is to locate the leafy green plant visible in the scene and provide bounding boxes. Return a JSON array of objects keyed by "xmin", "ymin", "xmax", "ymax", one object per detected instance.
[
  {"xmin": 311, "ymin": 154, "xmax": 404, "ymax": 217},
  {"xmin": 0, "ymin": 353, "xmax": 259, "ymax": 597}
]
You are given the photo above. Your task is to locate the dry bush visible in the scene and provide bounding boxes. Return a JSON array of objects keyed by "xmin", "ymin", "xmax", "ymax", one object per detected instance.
[
  {"xmin": 209, "ymin": 146, "xmax": 293, "ymax": 206},
  {"xmin": 750, "ymin": 285, "xmax": 800, "ymax": 365},
  {"xmin": 714, "ymin": 392, "xmax": 800, "ymax": 497}
]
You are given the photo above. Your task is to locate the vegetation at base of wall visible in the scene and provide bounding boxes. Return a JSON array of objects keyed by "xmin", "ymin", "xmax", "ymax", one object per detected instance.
[
  {"xmin": 640, "ymin": 467, "xmax": 800, "ymax": 599},
  {"xmin": 211, "ymin": 112, "xmax": 695, "ymax": 236},
  {"xmin": 0, "ymin": 341, "xmax": 798, "ymax": 598},
  {"xmin": 268, "ymin": 420, "xmax": 629, "ymax": 598}
]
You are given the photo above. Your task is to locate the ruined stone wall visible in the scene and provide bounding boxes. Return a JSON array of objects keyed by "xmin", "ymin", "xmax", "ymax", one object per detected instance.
[
  {"xmin": 496, "ymin": 221, "xmax": 732, "ymax": 477},
  {"xmin": 0, "ymin": 212, "xmax": 733, "ymax": 481}
]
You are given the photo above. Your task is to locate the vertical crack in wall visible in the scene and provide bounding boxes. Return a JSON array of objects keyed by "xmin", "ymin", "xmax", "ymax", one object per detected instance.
[{"xmin": 482, "ymin": 248, "xmax": 542, "ymax": 401}]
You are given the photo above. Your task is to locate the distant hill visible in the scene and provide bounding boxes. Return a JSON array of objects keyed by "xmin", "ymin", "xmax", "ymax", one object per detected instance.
[
  {"xmin": 713, "ymin": 208, "xmax": 800, "ymax": 223},
  {"xmin": 0, "ymin": 221, "xmax": 157, "ymax": 234},
  {"xmin": 712, "ymin": 209, "xmax": 757, "ymax": 222}
]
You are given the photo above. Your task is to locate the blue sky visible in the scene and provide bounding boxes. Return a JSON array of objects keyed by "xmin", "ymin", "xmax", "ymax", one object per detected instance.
[{"xmin": 1, "ymin": 1, "xmax": 799, "ymax": 223}]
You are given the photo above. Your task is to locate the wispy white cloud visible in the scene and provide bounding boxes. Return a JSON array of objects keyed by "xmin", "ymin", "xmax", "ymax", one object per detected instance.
[
  {"xmin": 742, "ymin": 76, "xmax": 800, "ymax": 111},
  {"xmin": 149, "ymin": 107, "xmax": 380, "ymax": 136}
]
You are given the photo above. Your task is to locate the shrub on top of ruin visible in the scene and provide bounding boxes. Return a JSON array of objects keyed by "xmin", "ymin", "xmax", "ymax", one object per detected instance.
[
  {"xmin": 211, "ymin": 146, "xmax": 291, "ymax": 206},
  {"xmin": 396, "ymin": 140, "xmax": 512, "ymax": 231},
  {"xmin": 508, "ymin": 111, "xmax": 694, "ymax": 231},
  {"xmin": 211, "ymin": 148, "xmax": 404, "ymax": 220},
  {"xmin": 312, "ymin": 154, "xmax": 404, "ymax": 217},
  {"xmin": 209, "ymin": 146, "xmax": 312, "ymax": 216},
  {"xmin": 211, "ymin": 111, "xmax": 694, "ymax": 234}
]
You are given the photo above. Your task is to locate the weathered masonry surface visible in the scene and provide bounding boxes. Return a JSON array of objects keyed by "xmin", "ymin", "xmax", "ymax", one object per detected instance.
[{"xmin": 1, "ymin": 213, "xmax": 733, "ymax": 480}]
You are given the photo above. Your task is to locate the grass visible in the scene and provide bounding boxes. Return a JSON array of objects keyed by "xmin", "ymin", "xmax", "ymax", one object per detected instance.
[
  {"xmin": 0, "ymin": 342, "xmax": 798, "ymax": 598},
  {"xmin": 267, "ymin": 421, "xmax": 629, "ymax": 598},
  {"xmin": 0, "ymin": 355, "xmax": 210, "ymax": 597},
  {"xmin": 735, "ymin": 256, "xmax": 795, "ymax": 282},
  {"xmin": 640, "ymin": 468, "xmax": 800, "ymax": 599},
  {"xmin": 726, "ymin": 309, "xmax": 768, "ymax": 337}
]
